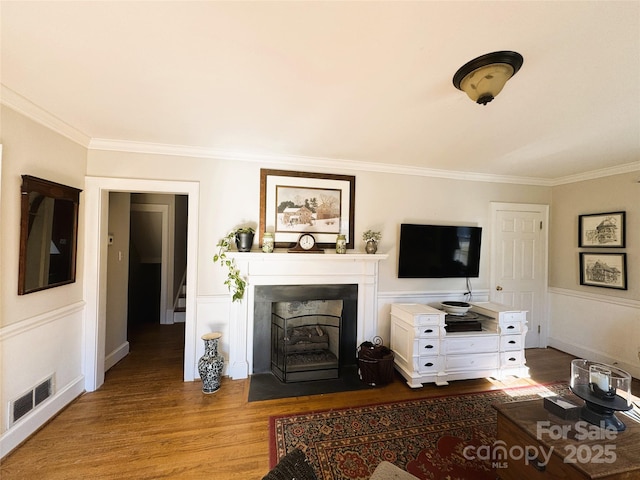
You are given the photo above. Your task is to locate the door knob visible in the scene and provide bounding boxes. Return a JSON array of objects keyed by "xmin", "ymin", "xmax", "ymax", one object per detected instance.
[{"xmin": 496, "ymin": 286, "xmax": 503, "ymax": 291}]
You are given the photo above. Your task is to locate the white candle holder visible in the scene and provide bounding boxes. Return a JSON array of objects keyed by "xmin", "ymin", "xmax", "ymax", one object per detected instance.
[{"xmin": 588, "ymin": 364, "xmax": 614, "ymax": 398}]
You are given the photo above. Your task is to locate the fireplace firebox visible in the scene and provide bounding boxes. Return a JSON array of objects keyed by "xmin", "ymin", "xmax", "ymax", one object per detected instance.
[
  {"xmin": 253, "ymin": 284, "xmax": 358, "ymax": 381},
  {"xmin": 271, "ymin": 300, "xmax": 342, "ymax": 382}
]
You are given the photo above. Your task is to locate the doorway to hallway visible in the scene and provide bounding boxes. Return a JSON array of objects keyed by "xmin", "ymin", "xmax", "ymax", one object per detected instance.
[
  {"xmin": 84, "ymin": 176, "xmax": 199, "ymax": 392},
  {"xmin": 106, "ymin": 194, "xmax": 187, "ymax": 376}
]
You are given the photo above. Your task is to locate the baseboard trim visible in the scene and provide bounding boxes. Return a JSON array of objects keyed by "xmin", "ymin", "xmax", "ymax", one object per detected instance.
[
  {"xmin": 1, "ymin": 375, "xmax": 85, "ymax": 459},
  {"xmin": 547, "ymin": 338, "xmax": 640, "ymax": 380},
  {"xmin": 105, "ymin": 341, "xmax": 130, "ymax": 371},
  {"xmin": 227, "ymin": 361, "xmax": 250, "ymax": 380}
]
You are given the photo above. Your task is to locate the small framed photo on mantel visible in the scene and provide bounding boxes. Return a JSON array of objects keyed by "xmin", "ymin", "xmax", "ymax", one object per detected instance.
[
  {"xmin": 578, "ymin": 211, "xmax": 625, "ymax": 248},
  {"xmin": 579, "ymin": 252, "xmax": 627, "ymax": 290}
]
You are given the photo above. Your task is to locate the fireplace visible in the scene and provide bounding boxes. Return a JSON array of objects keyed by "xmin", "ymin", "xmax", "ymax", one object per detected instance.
[
  {"xmin": 225, "ymin": 252, "xmax": 388, "ymax": 380},
  {"xmin": 271, "ymin": 300, "xmax": 341, "ymax": 382},
  {"xmin": 253, "ymin": 285, "xmax": 358, "ymax": 382}
]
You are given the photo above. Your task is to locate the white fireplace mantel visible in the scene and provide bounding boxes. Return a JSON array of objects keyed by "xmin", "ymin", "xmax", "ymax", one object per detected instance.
[{"xmin": 225, "ymin": 251, "xmax": 388, "ymax": 379}]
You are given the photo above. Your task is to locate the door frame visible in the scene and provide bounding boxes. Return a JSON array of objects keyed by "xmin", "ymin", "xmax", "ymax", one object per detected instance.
[
  {"xmin": 490, "ymin": 202, "xmax": 549, "ymax": 348},
  {"xmin": 84, "ymin": 177, "xmax": 199, "ymax": 392}
]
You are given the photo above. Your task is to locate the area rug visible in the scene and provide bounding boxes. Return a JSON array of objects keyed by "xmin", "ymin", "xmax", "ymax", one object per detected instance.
[{"xmin": 270, "ymin": 382, "xmax": 570, "ymax": 480}]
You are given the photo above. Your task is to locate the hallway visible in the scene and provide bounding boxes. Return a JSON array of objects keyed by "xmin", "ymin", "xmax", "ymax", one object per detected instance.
[{"xmin": 117, "ymin": 322, "xmax": 185, "ymax": 382}]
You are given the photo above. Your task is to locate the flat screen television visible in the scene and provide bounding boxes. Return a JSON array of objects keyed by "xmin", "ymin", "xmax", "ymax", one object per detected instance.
[{"xmin": 398, "ymin": 224, "xmax": 482, "ymax": 278}]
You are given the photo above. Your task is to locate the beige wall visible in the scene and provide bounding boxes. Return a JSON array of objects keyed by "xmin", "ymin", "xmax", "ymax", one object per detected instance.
[
  {"xmin": 105, "ymin": 192, "xmax": 130, "ymax": 367},
  {"xmin": 0, "ymin": 106, "xmax": 87, "ymax": 448},
  {"xmin": 550, "ymin": 171, "xmax": 639, "ymax": 299},
  {"xmin": 0, "ymin": 106, "xmax": 87, "ymax": 328},
  {"xmin": 547, "ymin": 171, "xmax": 639, "ymax": 378},
  {"xmin": 86, "ymin": 149, "xmax": 552, "ymax": 298}
]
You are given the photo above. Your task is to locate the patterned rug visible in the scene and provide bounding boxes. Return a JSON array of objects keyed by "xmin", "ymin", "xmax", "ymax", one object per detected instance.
[{"xmin": 270, "ymin": 382, "xmax": 570, "ymax": 480}]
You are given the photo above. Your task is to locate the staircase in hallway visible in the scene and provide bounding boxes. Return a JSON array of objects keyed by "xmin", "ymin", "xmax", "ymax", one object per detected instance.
[{"xmin": 174, "ymin": 281, "xmax": 186, "ymax": 323}]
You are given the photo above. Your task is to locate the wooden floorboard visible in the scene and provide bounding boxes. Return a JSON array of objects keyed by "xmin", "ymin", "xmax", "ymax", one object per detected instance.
[{"xmin": 0, "ymin": 322, "xmax": 630, "ymax": 479}]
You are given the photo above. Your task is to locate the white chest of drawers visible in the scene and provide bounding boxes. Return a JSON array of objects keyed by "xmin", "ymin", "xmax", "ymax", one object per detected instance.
[{"xmin": 390, "ymin": 302, "xmax": 529, "ymax": 388}]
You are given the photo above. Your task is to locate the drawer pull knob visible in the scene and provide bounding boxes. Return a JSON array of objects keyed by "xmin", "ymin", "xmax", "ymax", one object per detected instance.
[
  {"xmin": 424, "ymin": 329, "xmax": 433, "ymax": 333},
  {"xmin": 509, "ymin": 357, "xmax": 516, "ymax": 361},
  {"xmin": 507, "ymin": 325, "xmax": 515, "ymax": 330},
  {"xmin": 425, "ymin": 362, "xmax": 434, "ymax": 367},
  {"xmin": 425, "ymin": 345, "xmax": 434, "ymax": 349},
  {"xmin": 508, "ymin": 340, "xmax": 516, "ymax": 344}
]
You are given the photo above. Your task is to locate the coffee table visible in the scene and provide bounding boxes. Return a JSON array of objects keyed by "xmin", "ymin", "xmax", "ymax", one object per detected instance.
[{"xmin": 494, "ymin": 398, "xmax": 640, "ymax": 479}]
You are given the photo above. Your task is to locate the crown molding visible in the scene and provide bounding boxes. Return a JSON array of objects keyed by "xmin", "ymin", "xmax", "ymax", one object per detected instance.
[
  {"xmin": 1, "ymin": 85, "xmax": 91, "ymax": 147},
  {"xmin": 88, "ymin": 137, "xmax": 554, "ymax": 186},
  {"xmin": 550, "ymin": 161, "xmax": 640, "ymax": 186},
  {"xmin": 3, "ymin": 84, "xmax": 634, "ymax": 187}
]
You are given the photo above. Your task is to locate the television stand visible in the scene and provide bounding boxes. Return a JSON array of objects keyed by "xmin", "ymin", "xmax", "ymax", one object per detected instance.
[{"xmin": 389, "ymin": 302, "xmax": 529, "ymax": 388}]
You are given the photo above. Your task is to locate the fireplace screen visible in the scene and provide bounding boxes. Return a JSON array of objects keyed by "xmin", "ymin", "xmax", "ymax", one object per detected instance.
[{"xmin": 271, "ymin": 300, "xmax": 342, "ymax": 382}]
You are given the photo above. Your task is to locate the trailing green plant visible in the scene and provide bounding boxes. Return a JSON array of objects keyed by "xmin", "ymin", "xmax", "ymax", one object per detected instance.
[
  {"xmin": 362, "ymin": 229, "xmax": 382, "ymax": 243},
  {"xmin": 213, "ymin": 228, "xmax": 255, "ymax": 302}
]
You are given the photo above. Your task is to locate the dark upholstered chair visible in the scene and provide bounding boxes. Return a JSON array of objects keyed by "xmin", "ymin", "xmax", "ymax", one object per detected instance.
[{"xmin": 262, "ymin": 448, "xmax": 318, "ymax": 480}]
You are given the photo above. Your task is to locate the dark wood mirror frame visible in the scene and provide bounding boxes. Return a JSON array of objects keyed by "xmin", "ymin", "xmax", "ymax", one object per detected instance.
[{"xmin": 18, "ymin": 175, "xmax": 82, "ymax": 295}]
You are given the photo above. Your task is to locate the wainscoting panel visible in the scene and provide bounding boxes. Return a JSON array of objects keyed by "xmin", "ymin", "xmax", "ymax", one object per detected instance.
[
  {"xmin": 194, "ymin": 295, "xmax": 230, "ymax": 380},
  {"xmin": 0, "ymin": 302, "xmax": 85, "ymax": 458},
  {"xmin": 548, "ymin": 287, "xmax": 640, "ymax": 379}
]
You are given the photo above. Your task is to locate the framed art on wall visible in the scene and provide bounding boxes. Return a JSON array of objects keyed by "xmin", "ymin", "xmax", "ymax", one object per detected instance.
[
  {"xmin": 578, "ymin": 211, "xmax": 625, "ymax": 247},
  {"xmin": 259, "ymin": 169, "xmax": 356, "ymax": 249},
  {"xmin": 579, "ymin": 252, "xmax": 627, "ymax": 290}
]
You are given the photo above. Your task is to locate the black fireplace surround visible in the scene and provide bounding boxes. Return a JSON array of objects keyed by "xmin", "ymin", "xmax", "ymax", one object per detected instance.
[{"xmin": 252, "ymin": 284, "xmax": 358, "ymax": 377}]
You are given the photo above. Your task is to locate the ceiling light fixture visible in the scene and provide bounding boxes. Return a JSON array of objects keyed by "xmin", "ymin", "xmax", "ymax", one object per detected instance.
[{"xmin": 453, "ymin": 51, "xmax": 523, "ymax": 105}]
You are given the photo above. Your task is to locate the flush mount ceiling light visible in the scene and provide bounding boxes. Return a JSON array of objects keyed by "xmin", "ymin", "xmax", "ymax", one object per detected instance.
[{"xmin": 453, "ymin": 51, "xmax": 523, "ymax": 105}]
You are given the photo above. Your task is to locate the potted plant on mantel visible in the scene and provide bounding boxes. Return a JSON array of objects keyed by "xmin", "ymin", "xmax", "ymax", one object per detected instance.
[
  {"xmin": 362, "ymin": 229, "xmax": 381, "ymax": 254},
  {"xmin": 213, "ymin": 227, "xmax": 255, "ymax": 302}
]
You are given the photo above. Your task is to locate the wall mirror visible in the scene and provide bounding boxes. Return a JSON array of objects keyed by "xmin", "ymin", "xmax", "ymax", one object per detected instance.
[{"xmin": 18, "ymin": 175, "xmax": 82, "ymax": 295}]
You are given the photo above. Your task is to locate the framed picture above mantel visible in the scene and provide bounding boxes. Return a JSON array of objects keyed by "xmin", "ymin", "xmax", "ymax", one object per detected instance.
[
  {"xmin": 578, "ymin": 211, "xmax": 625, "ymax": 248},
  {"xmin": 259, "ymin": 169, "xmax": 356, "ymax": 249}
]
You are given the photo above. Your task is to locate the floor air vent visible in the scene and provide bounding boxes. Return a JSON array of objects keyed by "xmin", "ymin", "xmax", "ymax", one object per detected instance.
[{"xmin": 11, "ymin": 376, "xmax": 54, "ymax": 426}]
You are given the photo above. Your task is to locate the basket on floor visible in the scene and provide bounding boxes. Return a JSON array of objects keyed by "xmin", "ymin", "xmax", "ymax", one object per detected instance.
[{"xmin": 357, "ymin": 338, "xmax": 395, "ymax": 386}]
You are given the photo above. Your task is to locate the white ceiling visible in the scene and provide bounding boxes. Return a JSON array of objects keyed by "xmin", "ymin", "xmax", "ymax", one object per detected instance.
[{"xmin": 2, "ymin": 1, "xmax": 639, "ymax": 184}]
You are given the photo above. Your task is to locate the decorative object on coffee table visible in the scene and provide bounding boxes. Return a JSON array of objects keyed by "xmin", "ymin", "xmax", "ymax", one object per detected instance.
[
  {"xmin": 198, "ymin": 332, "xmax": 224, "ymax": 394},
  {"xmin": 569, "ymin": 358, "xmax": 633, "ymax": 431}
]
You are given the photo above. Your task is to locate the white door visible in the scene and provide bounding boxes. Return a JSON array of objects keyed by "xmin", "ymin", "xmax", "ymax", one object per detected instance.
[{"xmin": 490, "ymin": 203, "xmax": 548, "ymax": 348}]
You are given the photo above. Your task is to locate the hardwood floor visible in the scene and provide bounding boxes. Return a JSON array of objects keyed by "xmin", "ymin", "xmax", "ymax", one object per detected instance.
[{"xmin": 0, "ymin": 322, "xmax": 625, "ymax": 479}]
